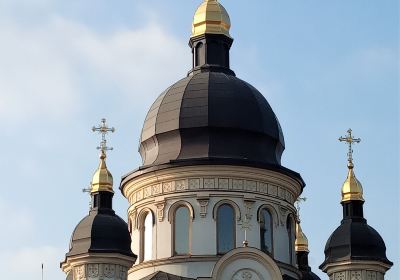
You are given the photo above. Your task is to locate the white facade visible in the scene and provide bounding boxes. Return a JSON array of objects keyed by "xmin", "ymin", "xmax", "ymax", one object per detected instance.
[{"xmin": 122, "ymin": 164, "xmax": 303, "ymax": 279}]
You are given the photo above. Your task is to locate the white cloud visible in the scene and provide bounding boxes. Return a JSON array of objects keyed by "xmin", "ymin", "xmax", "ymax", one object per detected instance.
[
  {"xmin": 0, "ymin": 13, "xmax": 188, "ymax": 125},
  {"xmin": 0, "ymin": 22, "xmax": 81, "ymax": 123},
  {"xmin": 0, "ymin": 199, "xmax": 35, "ymax": 247},
  {"xmin": 0, "ymin": 199, "xmax": 65, "ymax": 279},
  {"xmin": 0, "ymin": 246, "xmax": 65, "ymax": 280}
]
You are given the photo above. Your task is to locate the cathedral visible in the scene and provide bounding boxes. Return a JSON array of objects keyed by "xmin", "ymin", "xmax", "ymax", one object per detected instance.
[{"xmin": 60, "ymin": 1, "xmax": 393, "ymax": 279}]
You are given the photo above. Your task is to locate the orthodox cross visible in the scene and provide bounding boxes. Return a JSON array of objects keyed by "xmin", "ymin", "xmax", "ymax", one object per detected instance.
[
  {"xmin": 339, "ymin": 128, "xmax": 361, "ymax": 165},
  {"xmin": 295, "ymin": 196, "xmax": 307, "ymax": 223},
  {"xmin": 239, "ymin": 213, "xmax": 252, "ymax": 247},
  {"xmin": 92, "ymin": 118, "xmax": 115, "ymax": 154},
  {"xmin": 82, "ymin": 183, "xmax": 93, "ymax": 209}
]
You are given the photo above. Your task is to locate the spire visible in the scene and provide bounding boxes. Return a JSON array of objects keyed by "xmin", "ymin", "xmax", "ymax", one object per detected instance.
[
  {"xmin": 338, "ymin": 129, "xmax": 364, "ymax": 202},
  {"xmin": 295, "ymin": 198, "xmax": 309, "ymax": 253},
  {"xmin": 295, "ymin": 222, "xmax": 309, "ymax": 253},
  {"xmin": 91, "ymin": 118, "xmax": 115, "ymax": 194},
  {"xmin": 295, "ymin": 198, "xmax": 313, "ymax": 274}
]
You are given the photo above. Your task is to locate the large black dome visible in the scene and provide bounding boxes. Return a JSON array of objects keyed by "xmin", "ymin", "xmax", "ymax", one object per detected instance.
[
  {"xmin": 320, "ymin": 219, "xmax": 392, "ymax": 267},
  {"xmin": 67, "ymin": 209, "xmax": 134, "ymax": 258},
  {"xmin": 139, "ymin": 71, "xmax": 285, "ymax": 167}
]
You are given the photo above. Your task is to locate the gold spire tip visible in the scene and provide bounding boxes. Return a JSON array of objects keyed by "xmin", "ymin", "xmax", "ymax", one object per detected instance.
[
  {"xmin": 338, "ymin": 129, "xmax": 364, "ymax": 202},
  {"xmin": 90, "ymin": 118, "xmax": 115, "ymax": 194}
]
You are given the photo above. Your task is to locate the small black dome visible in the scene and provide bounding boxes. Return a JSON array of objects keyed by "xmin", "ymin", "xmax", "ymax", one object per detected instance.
[
  {"xmin": 67, "ymin": 209, "xmax": 135, "ymax": 258},
  {"xmin": 139, "ymin": 71, "xmax": 284, "ymax": 167},
  {"xmin": 320, "ymin": 219, "xmax": 392, "ymax": 267}
]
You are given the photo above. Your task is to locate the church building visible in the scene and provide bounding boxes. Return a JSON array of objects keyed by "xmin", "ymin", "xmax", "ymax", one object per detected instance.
[{"xmin": 60, "ymin": 1, "xmax": 393, "ymax": 279}]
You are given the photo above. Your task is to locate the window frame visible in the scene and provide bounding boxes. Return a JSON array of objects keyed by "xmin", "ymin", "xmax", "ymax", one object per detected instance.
[
  {"xmin": 168, "ymin": 201, "xmax": 194, "ymax": 257},
  {"xmin": 216, "ymin": 203, "xmax": 236, "ymax": 255},
  {"xmin": 138, "ymin": 208, "xmax": 155, "ymax": 263},
  {"xmin": 286, "ymin": 214, "xmax": 295, "ymax": 264},
  {"xmin": 259, "ymin": 207, "xmax": 274, "ymax": 256}
]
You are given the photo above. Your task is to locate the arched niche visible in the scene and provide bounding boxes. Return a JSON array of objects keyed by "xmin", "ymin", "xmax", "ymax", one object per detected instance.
[
  {"xmin": 211, "ymin": 247, "xmax": 283, "ymax": 280},
  {"xmin": 257, "ymin": 204, "xmax": 279, "ymax": 228},
  {"xmin": 212, "ymin": 199, "xmax": 241, "ymax": 221},
  {"xmin": 167, "ymin": 200, "xmax": 195, "ymax": 223},
  {"xmin": 136, "ymin": 208, "xmax": 155, "ymax": 230}
]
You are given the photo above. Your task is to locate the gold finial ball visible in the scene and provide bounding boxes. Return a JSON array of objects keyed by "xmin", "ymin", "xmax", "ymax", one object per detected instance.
[{"xmin": 192, "ymin": 0, "xmax": 231, "ymax": 38}]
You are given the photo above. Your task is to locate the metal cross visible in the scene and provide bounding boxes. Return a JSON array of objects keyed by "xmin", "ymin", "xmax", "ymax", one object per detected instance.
[
  {"xmin": 92, "ymin": 118, "xmax": 115, "ymax": 153},
  {"xmin": 238, "ymin": 214, "xmax": 252, "ymax": 247},
  {"xmin": 295, "ymin": 196, "xmax": 307, "ymax": 222},
  {"xmin": 339, "ymin": 128, "xmax": 361, "ymax": 164},
  {"xmin": 82, "ymin": 183, "xmax": 92, "ymax": 208}
]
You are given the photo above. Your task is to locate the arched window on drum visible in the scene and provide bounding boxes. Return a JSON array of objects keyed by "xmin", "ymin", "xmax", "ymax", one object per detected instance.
[
  {"xmin": 174, "ymin": 206, "xmax": 191, "ymax": 255},
  {"xmin": 217, "ymin": 204, "xmax": 235, "ymax": 254},
  {"xmin": 286, "ymin": 215, "xmax": 295, "ymax": 264},
  {"xmin": 139, "ymin": 210, "xmax": 154, "ymax": 262},
  {"xmin": 260, "ymin": 208, "xmax": 273, "ymax": 255}
]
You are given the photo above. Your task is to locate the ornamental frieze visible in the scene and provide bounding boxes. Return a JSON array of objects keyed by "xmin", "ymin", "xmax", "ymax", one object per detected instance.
[
  {"xmin": 129, "ymin": 177, "xmax": 295, "ymax": 205},
  {"xmin": 73, "ymin": 264, "xmax": 127, "ymax": 280}
]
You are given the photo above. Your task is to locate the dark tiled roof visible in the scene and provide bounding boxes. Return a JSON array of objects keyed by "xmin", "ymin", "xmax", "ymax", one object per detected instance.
[
  {"xmin": 139, "ymin": 71, "xmax": 285, "ymax": 167},
  {"xmin": 66, "ymin": 209, "xmax": 135, "ymax": 258},
  {"xmin": 320, "ymin": 218, "xmax": 392, "ymax": 268}
]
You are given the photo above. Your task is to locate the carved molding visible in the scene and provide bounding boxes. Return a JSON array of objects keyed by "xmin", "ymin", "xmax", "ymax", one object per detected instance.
[
  {"xmin": 232, "ymin": 269, "xmax": 261, "ymax": 280},
  {"xmin": 127, "ymin": 176, "xmax": 296, "ymax": 206},
  {"xmin": 197, "ymin": 198, "xmax": 210, "ymax": 218},
  {"xmin": 279, "ymin": 206, "xmax": 288, "ymax": 226},
  {"xmin": 155, "ymin": 201, "xmax": 166, "ymax": 222},
  {"xmin": 350, "ymin": 271, "xmax": 362, "ymax": 280},
  {"xmin": 73, "ymin": 263, "xmax": 128, "ymax": 280},
  {"xmin": 329, "ymin": 270, "xmax": 384, "ymax": 280},
  {"xmin": 243, "ymin": 199, "xmax": 255, "ymax": 221}
]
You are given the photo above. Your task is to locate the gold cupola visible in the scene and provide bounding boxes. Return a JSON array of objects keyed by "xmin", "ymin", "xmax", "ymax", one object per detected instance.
[
  {"xmin": 192, "ymin": 0, "xmax": 231, "ymax": 38},
  {"xmin": 341, "ymin": 162, "xmax": 364, "ymax": 202},
  {"xmin": 90, "ymin": 118, "xmax": 115, "ymax": 194},
  {"xmin": 338, "ymin": 129, "xmax": 364, "ymax": 202},
  {"xmin": 295, "ymin": 221, "xmax": 309, "ymax": 252},
  {"xmin": 91, "ymin": 151, "xmax": 114, "ymax": 193}
]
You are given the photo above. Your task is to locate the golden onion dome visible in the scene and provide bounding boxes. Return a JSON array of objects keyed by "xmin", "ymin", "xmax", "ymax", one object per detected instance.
[
  {"xmin": 91, "ymin": 151, "xmax": 114, "ymax": 193},
  {"xmin": 192, "ymin": 0, "xmax": 231, "ymax": 38},
  {"xmin": 295, "ymin": 221, "xmax": 309, "ymax": 252},
  {"xmin": 341, "ymin": 162, "xmax": 364, "ymax": 202}
]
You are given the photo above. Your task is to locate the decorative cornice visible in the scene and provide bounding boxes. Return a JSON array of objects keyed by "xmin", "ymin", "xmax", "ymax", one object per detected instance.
[
  {"xmin": 128, "ymin": 255, "xmax": 221, "ymax": 273},
  {"xmin": 321, "ymin": 259, "xmax": 392, "ymax": 275},
  {"xmin": 61, "ymin": 252, "xmax": 136, "ymax": 274},
  {"xmin": 121, "ymin": 166, "xmax": 301, "ymax": 208}
]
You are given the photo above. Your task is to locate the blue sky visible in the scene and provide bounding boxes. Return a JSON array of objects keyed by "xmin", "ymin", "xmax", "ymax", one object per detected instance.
[{"xmin": 0, "ymin": 0, "xmax": 398, "ymax": 279}]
